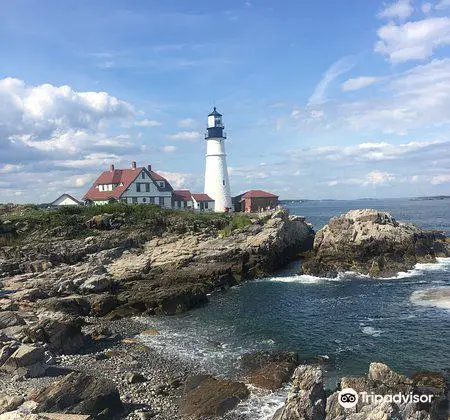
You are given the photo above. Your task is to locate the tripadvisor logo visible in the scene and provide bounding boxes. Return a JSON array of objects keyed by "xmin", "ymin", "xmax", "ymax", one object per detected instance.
[
  {"xmin": 338, "ymin": 388, "xmax": 359, "ymax": 408},
  {"xmin": 338, "ymin": 388, "xmax": 434, "ymax": 409}
]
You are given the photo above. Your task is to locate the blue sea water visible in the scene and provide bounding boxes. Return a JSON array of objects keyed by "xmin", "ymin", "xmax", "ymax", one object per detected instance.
[{"xmin": 139, "ymin": 198, "xmax": 450, "ymax": 418}]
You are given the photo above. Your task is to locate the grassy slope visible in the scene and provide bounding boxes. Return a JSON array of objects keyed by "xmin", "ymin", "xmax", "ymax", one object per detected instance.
[{"xmin": 0, "ymin": 204, "xmax": 252, "ymax": 244}]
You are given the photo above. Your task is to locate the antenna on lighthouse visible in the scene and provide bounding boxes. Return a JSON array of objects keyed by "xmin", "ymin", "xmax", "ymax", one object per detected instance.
[{"xmin": 204, "ymin": 107, "xmax": 232, "ymax": 212}]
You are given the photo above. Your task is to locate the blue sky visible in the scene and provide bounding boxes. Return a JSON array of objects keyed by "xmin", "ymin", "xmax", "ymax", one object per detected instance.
[{"xmin": 1, "ymin": 0, "xmax": 450, "ymax": 201}]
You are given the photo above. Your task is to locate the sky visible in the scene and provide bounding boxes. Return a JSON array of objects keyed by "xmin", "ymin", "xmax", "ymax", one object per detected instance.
[{"xmin": 1, "ymin": 0, "xmax": 450, "ymax": 202}]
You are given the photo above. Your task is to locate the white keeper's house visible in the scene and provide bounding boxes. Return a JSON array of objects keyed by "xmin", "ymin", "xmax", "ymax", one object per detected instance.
[
  {"xmin": 84, "ymin": 161, "xmax": 215, "ymax": 211},
  {"xmin": 84, "ymin": 162, "xmax": 174, "ymax": 206}
]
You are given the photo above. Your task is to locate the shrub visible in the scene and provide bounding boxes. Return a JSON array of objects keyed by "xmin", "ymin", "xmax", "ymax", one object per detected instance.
[{"xmin": 220, "ymin": 214, "xmax": 252, "ymax": 237}]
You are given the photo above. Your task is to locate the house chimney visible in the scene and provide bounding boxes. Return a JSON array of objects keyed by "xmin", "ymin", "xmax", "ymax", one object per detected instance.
[
  {"xmin": 110, "ymin": 164, "xmax": 115, "ymax": 172},
  {"xmin": 147, "ymin": 164, "xmax": 152, "ymax": 172},
  {"xmin": 131, "ymin": 161, "xmax": 137, "ymax": 170}
]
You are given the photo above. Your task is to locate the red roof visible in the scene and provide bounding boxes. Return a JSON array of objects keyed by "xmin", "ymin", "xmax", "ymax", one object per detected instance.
[
  {"xmin": 83, "ymin": 166, "xmax": 169, "ymax": 201},
  {"xmin": 173, "ymin": 190, "xmax": 192, "ymax": 201},
  {"xmin": 241, "ymin": 190, "xmax": 278, "ymax": 199},
  {"xmin": 192, "ymin": 193, "xmax": 214, "ymax": 202}
]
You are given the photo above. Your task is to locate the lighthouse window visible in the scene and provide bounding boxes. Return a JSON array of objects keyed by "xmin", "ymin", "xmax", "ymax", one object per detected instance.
[{"xmin": 223, "ymin": 180, "xmax": 225, "ymax": 186}]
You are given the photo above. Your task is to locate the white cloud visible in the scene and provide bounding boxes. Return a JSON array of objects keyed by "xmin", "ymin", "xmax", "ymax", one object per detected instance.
[
  {"xmin": 339, "ymin": 59, "xmax": 450, "ymax": 134},
  {"xmin": 375, "ymin": 17, "xmax": 450, "ymax": 63},
  {"xmin": 178, "ymin": 118, "xmax": 196, "ymax": 127},
  {"xmin": 363, "ymin": 170, "xmax": 395, "ymax": 185},
  {"xmin": 308, "ymin": 57, "xmax": 355, "ymax": 106},
  {"xmin": 0, "ymin": 164, "xmax": 24, "ymax": 174},
  {"xmin": 135, "ymin": 118, "xmax": 162, "ymax": 127},
  {"xmin": 291, "ymin": 108, "xmax": 301, "ymax": 119},
  {"xmin": 166, "ymin": 131, "xmax": 201, "ymax": 141},
  {"xmin": 436, "ymin": 0, "xmax": 450, "ymax": 10},
  {"xmin": 431, "ymin": 174, "xmax": 450, "ymax": 184},
  {"xmin": 341, "ymin": 77, "xmax": 378, "ymax": 91},
  {"xmin": 0, "ymin": 78, "xmax": 135, "ymax": 140},
  {"xmin": 157, "ymin": 171, "xmax": 195, "ymax": 189},
  {"xmin": 378, "ymin": 0, "xmax": 413, "ymax": 20},
  {"xmin": 162, "ymin": 145, "xmax": 177, "ymax": 153}
]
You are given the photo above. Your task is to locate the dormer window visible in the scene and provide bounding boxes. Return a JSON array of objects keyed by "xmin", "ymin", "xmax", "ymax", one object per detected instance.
[{"xmin": 159, "ymin": 181, "xmax": 165, "ymax": 188}]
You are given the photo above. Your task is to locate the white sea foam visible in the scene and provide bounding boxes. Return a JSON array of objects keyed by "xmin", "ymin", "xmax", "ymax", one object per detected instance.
[
  {"xmin": 361, "ymin": 326, "xmax": 383, "ymax": 337},
  {"xmin": 228, "ymin": 385, "xmax": 288, "ymax": 420},
  {"xmin": 267, "ymin": 257, "xmax": 450, "ymax": 283},
  {"xmin": 410, "ymin": 286, "xmax": 450, "ymax": 310},
  {"xmin": 384, "ymin": 257, "xmax": 450, "ymax": 280}
]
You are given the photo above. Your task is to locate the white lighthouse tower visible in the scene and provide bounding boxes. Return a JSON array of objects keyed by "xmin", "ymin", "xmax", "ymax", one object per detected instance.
[{"xmin": 204, "ymin": 107, "xmax": 232, "ymax": 212}]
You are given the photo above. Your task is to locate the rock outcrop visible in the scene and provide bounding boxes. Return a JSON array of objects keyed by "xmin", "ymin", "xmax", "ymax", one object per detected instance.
[
  {"xmin": 179, "ymin": 374, "xmax": 250, "ymax": 418},
  {"xmin": 241, "ymin": 350, "xmax": 299, "ymax": 391},
  {"xmin": 273, "ymin": 364, "xmax": 326, "ymax": 420},
  {"xmin": 1, "ymin": 208, "xmax": 314, "ymax": 317},
  {"xmin": 275, "ymin": 362, "xmax": 448, "ymax": 420},
  {"xmin": 302, "ymin": 209, "xmax": 449, "ymax": 278},
  {"xmin": 29, "ymin": 372, "xmax": 123, "ymax": 418}
]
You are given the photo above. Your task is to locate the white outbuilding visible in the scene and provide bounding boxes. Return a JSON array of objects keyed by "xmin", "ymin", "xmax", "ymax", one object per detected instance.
[{"xmin": 50, "ymin": 194, "xmax": 82, "ymax": 207}]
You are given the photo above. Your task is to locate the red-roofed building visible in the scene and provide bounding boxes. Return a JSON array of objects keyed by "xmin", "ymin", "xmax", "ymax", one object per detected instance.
[
  {"xmin": 172, "ymin": 190, "xmax": 193, "ymax": 209},
  {"xmin": 232, "ymin": 190, "xmax": 279, "ymax": 213},
  {"xmin": 192, "ymin": 193, "xmax": 215, "ymax": 212},
  {"xmin": 84, "ymin": 162, "xmax": 173, "ymax": 206}
]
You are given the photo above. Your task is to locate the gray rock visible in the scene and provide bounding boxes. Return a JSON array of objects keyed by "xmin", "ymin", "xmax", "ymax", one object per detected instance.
[
  {"xmin": 0, "ymin": 344, "xmax": 46, "ymax": 378},
  {"xmin": 0, "ymin": 311, "xmax": 26, "ymax": 329},
  {"xmin": 23, "ymin": 317, "xmax": 88, "ymax": 354},
  {"xmin": 125, "ymin": 372, "xmax": 147, "ymax": 384},
  {"xmin": 29, "ymin": 371, "xmax": 123, "ymax": 416},
  {"xmin": 273, "ymin": 365, "xmax": 326, "ymax": 420},
  {"xmin": 302, "ymin": 209, "xmax": 449, "ymax": 278},
  {"xmin": 78, "ymin": 275, "xmax": 112, "ymax": 294},
  {"xmin": 0, "ymin": 393, "xmax": 25, "ymax": 414}
]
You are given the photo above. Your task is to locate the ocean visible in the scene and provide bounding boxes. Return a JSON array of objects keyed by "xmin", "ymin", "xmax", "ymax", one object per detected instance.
[{"xmin": 138, "ymin": 198, "xmax": 450, "ymax": 419}]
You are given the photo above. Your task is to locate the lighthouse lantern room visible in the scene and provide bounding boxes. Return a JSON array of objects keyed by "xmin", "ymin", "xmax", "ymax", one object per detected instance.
[{"xmin": 204, "ymin": 107, "xmax": 232, "ymax": 212}]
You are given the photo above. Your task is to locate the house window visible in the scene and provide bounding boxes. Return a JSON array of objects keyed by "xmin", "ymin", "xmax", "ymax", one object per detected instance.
[
  {"xmin": 160, "ymin": 197, "xmax": 165, "ymax": 206},
  {"xmin": 136, "ymin": 183, "xmax": 141, "ymax": 192},
  {"xmin": 177, "ymin": 201, "xmax": 181, "ymax": 208},
  {"xmin": 149, "ymin": 197, "xmax": 155, "ymax": 204},
  {"xmin": 205, "ymin": 202, "xmax": 208, "ymax": 209},
  {"xmin": 132, "ymin": 197, "xmax": 138, "ymax": 204},
  {"xmin": 159, "ymin": 181, "xmax": 165, "ymax": 188},
  {"xmin": 141, "ymin": 172, "xmax": 145, "ymax": 179},
  {"xmin": 143, "ymin": 198, "xmax": 147, "ymax": 203},
  {"xmin": 145, "ymin": 183, "xmax": 150, "ymax": 192}
]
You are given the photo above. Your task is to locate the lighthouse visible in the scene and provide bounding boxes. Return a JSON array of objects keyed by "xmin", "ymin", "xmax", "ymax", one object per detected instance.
[{"xmin": 204, "ymin": 107, "xmax": 232, "ymax": 212}]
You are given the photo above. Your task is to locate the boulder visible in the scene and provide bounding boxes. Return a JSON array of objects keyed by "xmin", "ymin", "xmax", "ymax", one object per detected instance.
[
  {"xmin": 124, "ymin": 372, "xmax": 147, "ymax": 384},
  {"xmin": 302, "ymin": 209, "xmax": 449, "ymax": 278},
  {"xmin": 0, "ymin": 311, "xmax": 26, "ymax": 329},
  {"xmin": 23, "ymin": 317, "xmax": 88, "ymax": 354},
  {"xmin": 78, "ymin": 275, "xmax": 112, "ymax": 294},
  {"xmin": 29, "ymin": 372, "xmax": 123, "ymax": 417},
  {"xmin": 180, "ymin": 375, "xmax": 249, "ymax": 418},
  {"xmin": 86, "ymin": 214, "xmax": 123, "ymax": 230},
  {"xmin": 90, "ymin": 294, "xmax": 118, "ymax": 317},
  {"xmin": 42, "ymin": 296, "xmax": 91, "ymax": 317},
  {"xmin": 0, "ymin": 344, "xmax": 46, "ymax": 378},
  {"xmin": 0, "ymin": 393, "xmax": 25, "ymax": 414},
  {"xmin": 241, "ymin": 350, "xmax": 298, "ymax": 391},
  {"xmin": 273, "ymin": 365, "xmax": 326, "ymax": 420}
]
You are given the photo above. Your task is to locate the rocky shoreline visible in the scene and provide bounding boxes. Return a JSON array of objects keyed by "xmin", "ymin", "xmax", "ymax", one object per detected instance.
[{"xmin": 1, "ymin": 204, "xmax": 449, "ymax": 419}]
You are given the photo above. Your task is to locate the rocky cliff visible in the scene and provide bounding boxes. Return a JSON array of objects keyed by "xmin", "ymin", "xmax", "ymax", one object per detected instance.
[
  {"xmin": 274, "ymin": 362, "xmax": 448, "ymax": 420},
  {"xmin": 302, "ymin": 209, "xmax": 449, "ymax": 278},
  {"xmin": 1, "ymin": 207, "xmax": 314, "ymax": 317}
]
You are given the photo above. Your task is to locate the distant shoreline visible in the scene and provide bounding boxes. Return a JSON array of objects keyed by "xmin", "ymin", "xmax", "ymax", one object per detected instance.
[{"xmin": 279, "ymin": 195, "xmax": 450, "ymax": 203}]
